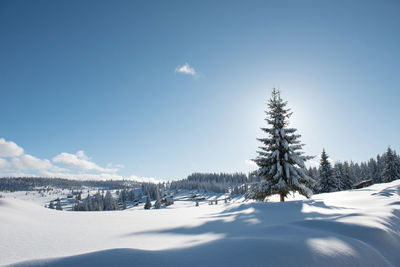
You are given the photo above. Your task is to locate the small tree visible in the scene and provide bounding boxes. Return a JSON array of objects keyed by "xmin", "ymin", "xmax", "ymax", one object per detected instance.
[
  {"xmin": 334, "ymin": 161, "xmax": 353, "ymax": 190},
  {"xmin": 318, "ymin": 149, "xmax": 336, "ymax": 193},
  {"xmin": 246, "ymin": 88, "xmax": 314, "ymax": 202},
  {"xmin": 381, "ymin": 147, "xmax": 400, "ymax": 182},
  {"xmin": 144, "ymin": 193, "xmax": 152, "ymax": 210},
  {"xmin": 154, "ymin": 190, "xmax": 162, "ymax": 209},
  {"xmin": 104, "ymin": 191, "xmax": 118, "ymax": 210},
  {"xmin": 56, "ymin": 200, "xmax": 63, "ymax": 210}
]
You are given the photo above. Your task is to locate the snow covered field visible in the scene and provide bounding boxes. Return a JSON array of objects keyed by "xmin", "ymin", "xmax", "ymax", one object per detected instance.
[{"xmin": 1, "ymin": 181, "xmax": 400, "ymax": 267}]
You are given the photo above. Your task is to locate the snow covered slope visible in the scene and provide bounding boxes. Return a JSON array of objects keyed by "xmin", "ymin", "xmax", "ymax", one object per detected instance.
[{"xmin": 1, "ymin": 181, "xmax": 400, "ymax": 266}]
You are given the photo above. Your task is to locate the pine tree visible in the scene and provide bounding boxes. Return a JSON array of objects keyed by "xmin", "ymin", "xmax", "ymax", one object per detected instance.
[
  {"xmin": 381, "ymin": 147, "xmax": 400, "ymax": 183},
  {"xmin": 307, "ymin": 167, "xmax": 319, "ymax": 193},
  {"xmin": 144, "ymin": 193, "xmax": 152, "ymax": 210},
  {"xmin": 341, "ymin": 161, "xmax": 354, "ymax": 189},
  {"xmin": 56, "ymin": 200, "xmax": 63, "ymax": 210},
  {"xmin": 333, "ymin": 162, "xmax": 344, "ymax": 191},
  {"xmin": 246, "ymin": 88, "xmax": 314, "ymax": 202},
  {"xmin": 375, "ymin": 155, "xmax": 384, "ymax": 183},
  {"xmin": 154, "ymin": 190, "xmax": 161, "ymax": 209},
  {"xmin": 104, "ymin": 191, "xmax": 117, "ymax": 210},
  {"xmin": 318, "ymin": 149, "xmax": 336, "ymax": 193},
  {"xmin": 333, "ymin": 162, "xmax": 353, "ymax": 191}
]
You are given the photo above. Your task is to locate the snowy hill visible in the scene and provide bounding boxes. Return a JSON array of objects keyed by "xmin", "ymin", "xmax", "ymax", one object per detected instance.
[{"xmin": 1, "ymin": 181, "xmax": 400, "ymax": 266}]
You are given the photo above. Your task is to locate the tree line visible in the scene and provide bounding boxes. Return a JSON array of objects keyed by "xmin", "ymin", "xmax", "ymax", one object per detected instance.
[{"xmin": 311, "ymin": 147, "xmax": 400, "ymax": 193}]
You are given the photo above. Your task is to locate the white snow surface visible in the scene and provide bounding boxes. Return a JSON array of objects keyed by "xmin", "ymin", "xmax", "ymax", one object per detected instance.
[{"xmin": 1, "ymin": 181, "xmax": 400, "ymax": 266}]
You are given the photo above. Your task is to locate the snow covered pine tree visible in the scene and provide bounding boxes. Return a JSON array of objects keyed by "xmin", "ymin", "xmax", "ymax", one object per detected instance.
[
  {"xmin": 144, "ymin": 193, "xmax": 152, "ymax": 210},
  {"xmin": 318, "ymin": 149, "xmax": 337, "ymax": 193},
  {"xmin": 381, "ymin": 147, "xmax": 400, "ymax": 182},
  {"xmin": 246, "ymin": 88, "xmax": 314, "ymax": 202},
  {"xmin": 154, "ymin": 190, "xmax": 162, "ymax": 209}
]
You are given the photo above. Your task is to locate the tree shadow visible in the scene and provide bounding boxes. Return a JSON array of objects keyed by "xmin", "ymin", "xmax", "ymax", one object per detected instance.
[
  {"xmin": 9, "ymin": 198, "xmax": 400, "ymax": 267},
  {"xmin": 372, "ymin": 185, "xmax": 400, "ymax": 197}
]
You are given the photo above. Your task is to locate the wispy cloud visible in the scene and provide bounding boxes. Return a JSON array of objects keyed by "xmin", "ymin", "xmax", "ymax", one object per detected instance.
[{"xmin": 175, "ymin": 62, "xmax": 196, "ymax": 76}]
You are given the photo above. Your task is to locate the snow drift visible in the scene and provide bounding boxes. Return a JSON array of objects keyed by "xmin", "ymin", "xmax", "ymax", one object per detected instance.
[{"xmin": 1, "ymin": 181, "xmax": 400, "ymax": 267}]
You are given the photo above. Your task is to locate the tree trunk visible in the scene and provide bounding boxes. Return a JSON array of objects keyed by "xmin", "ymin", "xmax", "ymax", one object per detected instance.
[{"xmin": 280, "ymin": 193, "xmax": 285, "ymax": 202}]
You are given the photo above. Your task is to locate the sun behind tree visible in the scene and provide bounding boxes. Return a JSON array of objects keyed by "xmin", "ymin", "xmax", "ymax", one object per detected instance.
[{"xmin": 246, "ymin": 88, "xmax": 314, "ymax": 202}]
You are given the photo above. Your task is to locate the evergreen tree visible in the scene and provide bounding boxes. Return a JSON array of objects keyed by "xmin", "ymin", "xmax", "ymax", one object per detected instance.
[
  {"xmin": 104, "ymin": 191, "xmax": 118, "ymax": 210},
  {"xmin": 154, "ymin": 190, "xmax": 161, "ymax": 209},
  {"xmin": 318, "ymin": 149, "xmax": 336, "ymax": 192},
  {"xmin": 381, "ymin": 147, "xmax": 400, "ymax": 182},
  {"xmin": 307, "ymin": 167, "xmax": 320, "ymax": 193},
  {"xmin": 341, "ymin": 161, "xmax": 354, "ymax": 189},
  {"xmin": 56, "ymin": 200, "xmax": 63, "ymax": 210},
  {"xmin": 144, "ymin": 193, "xmax": 152, "ymax": 210},
  {"xmin": 333, "ymin": 162, "xmax": 344, "ymax": 191},
  {"xmin": 333, "ymin": 162, "xmax": 353, "ymax": 191},
  {"xmin": 375, "ymin": 155, "xmax": 384, "ymax": 183},
  {"xmin": 246, "ymin": 89, "xmax": 314, "ymax": 202}
]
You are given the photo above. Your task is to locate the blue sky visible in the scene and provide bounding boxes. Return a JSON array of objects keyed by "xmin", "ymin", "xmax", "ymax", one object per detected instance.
[{"xmin": 0, "ymin": 0, "xmax": 399, "ymax": 181}]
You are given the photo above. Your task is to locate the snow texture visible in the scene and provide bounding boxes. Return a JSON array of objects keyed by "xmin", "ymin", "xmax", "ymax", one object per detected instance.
[{"xmin": 1, "ymin": 180, "xmax": 400, "ymax": 266}]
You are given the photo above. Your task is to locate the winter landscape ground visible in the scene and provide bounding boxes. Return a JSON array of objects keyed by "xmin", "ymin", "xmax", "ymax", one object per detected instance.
[{"xmin": 1, "ymin": 180, "xmax": 399, "ymax": 267}]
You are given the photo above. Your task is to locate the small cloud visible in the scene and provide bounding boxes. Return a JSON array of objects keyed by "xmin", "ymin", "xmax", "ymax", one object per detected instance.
[
  {"xmin": 175, "ymin": 62, "xmax": 196, "ymax": 76},
  {"xmin": 0, "ymin": 138, "xmax": 24, "ymax": 157}
]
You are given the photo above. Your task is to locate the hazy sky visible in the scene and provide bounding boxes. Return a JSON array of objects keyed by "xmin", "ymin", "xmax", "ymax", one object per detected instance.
[{"xmin": 1, "ymin": 0, "xmax": 399, "ymax": 180}]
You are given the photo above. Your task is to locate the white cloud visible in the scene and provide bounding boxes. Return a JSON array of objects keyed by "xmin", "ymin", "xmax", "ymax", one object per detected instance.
[
  {"xmin": 0, "ymin": 158, "xmax": 9, "ymax": 169},
  {"xmin": 11, "ymin": 154, "xmax": 54, "ymax": 170},
  {"xmin": 53, "ymin": 151, "xmax": 118, "ymax": 173},
  {"xmin": 0, "ymin": 138, "xmax": 141, "ymax": 181},
  {"xmin": 76, "ymin": 150, "xmax": 89, "ymax": 160},
  {"xmin": 0, "ymin": 138, "xmax": 24, "ymax": 157},
  {"xmin": 175, "ymin": 62, "xmax": 196, "ymax": 76},
  {"xmin": 10, "ymin": 154, "xmax": 69, "ymax": 174}
]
